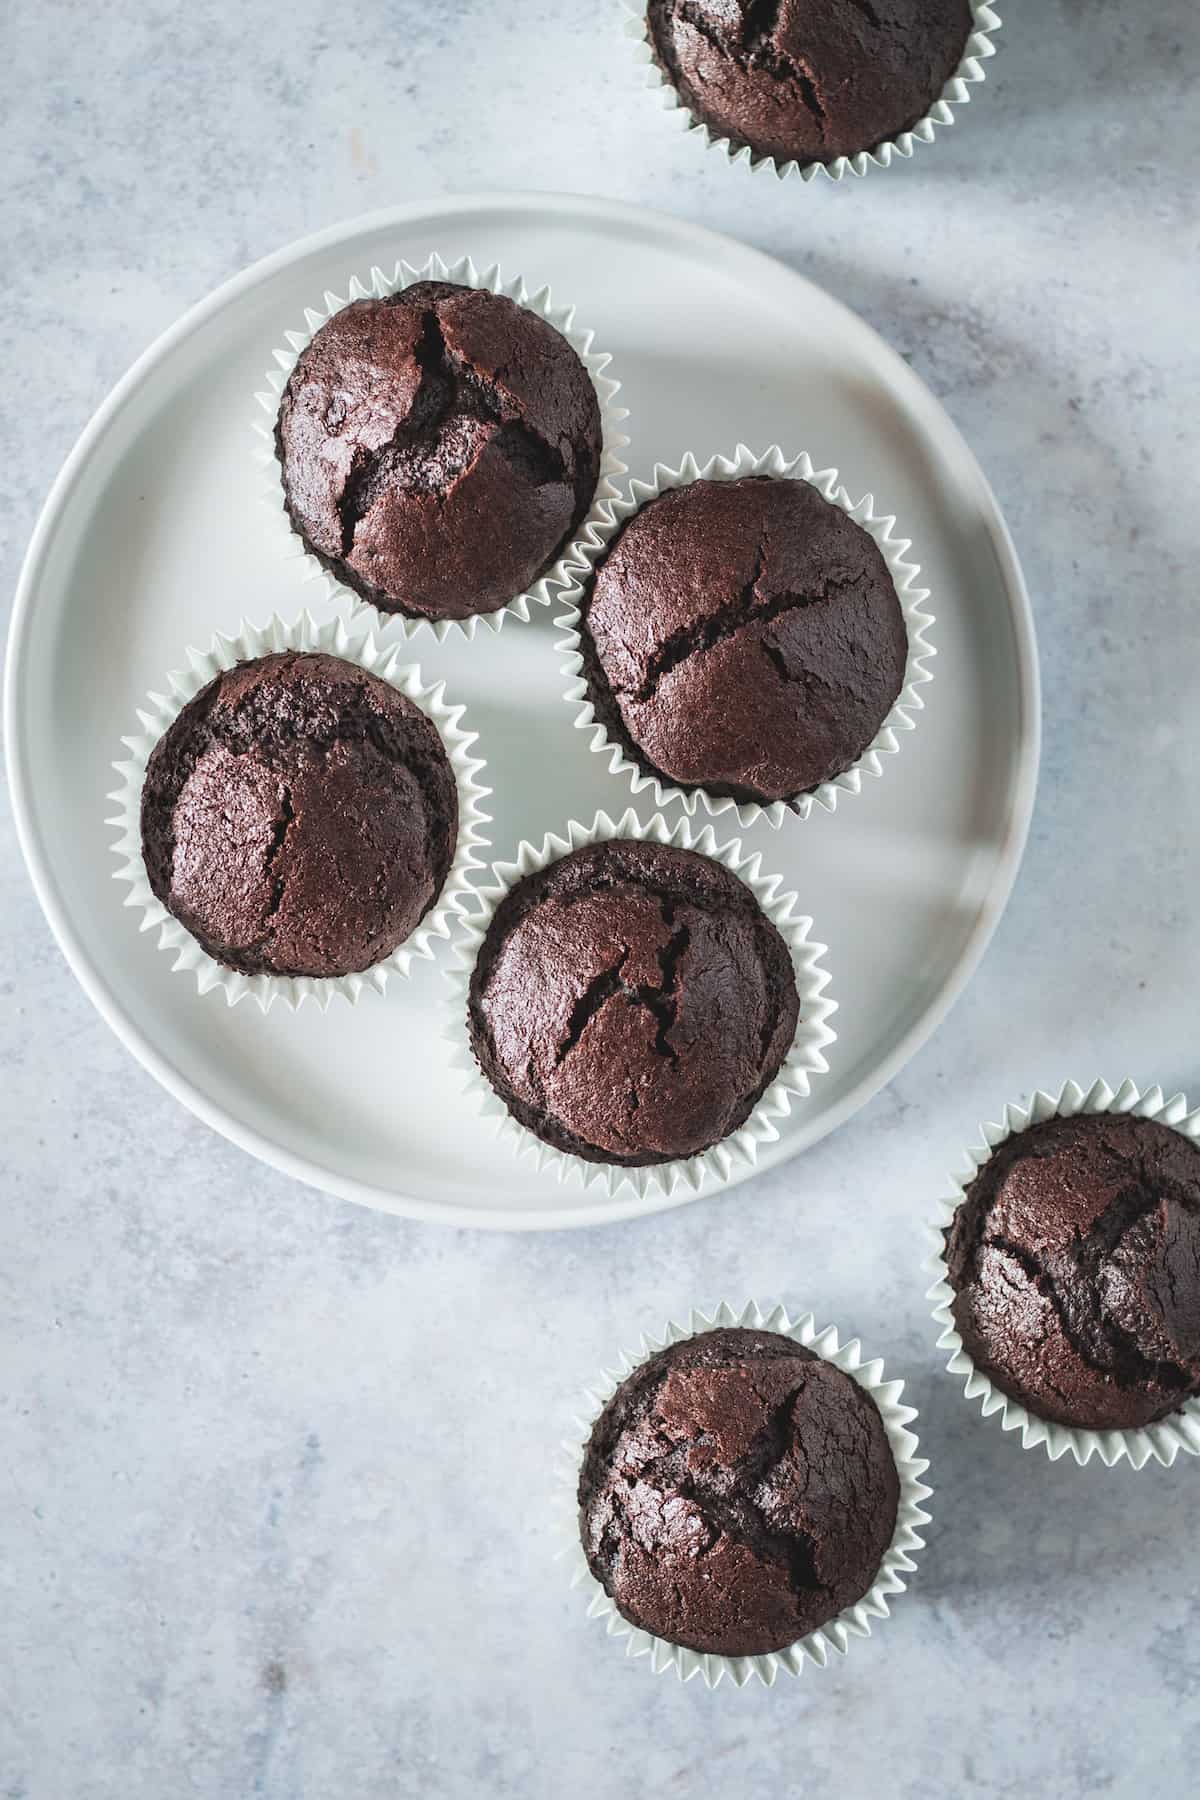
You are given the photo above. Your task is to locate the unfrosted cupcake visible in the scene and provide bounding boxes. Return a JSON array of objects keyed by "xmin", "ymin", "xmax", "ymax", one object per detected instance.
[
  {"xmin": 275, "ymin": 280, "xmax": 602, "ymax": 625},
  {"xmin": 944, "ymin": 1112, "xmax": 1200, "ymax": 1432},
  {"xmin": 140, "ymin": 651, "xmax": 457, "ymax": 979},
  {"xmin": 578, "ymin": 1326, "xmax": 900, "ymax": 1657},
  {"xmin": 466, "ymin": 837, "xmax": 800, "ymax": 1166},
  {"xmin": 645, "ymin": 0, "xmax": 977, "ymax": 167},
  {"xmin": 579, "ymin": 475, "xmax": 908, "ymax": 809}
]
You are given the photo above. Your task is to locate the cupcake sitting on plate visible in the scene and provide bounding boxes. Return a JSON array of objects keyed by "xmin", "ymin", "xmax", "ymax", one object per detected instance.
[
  {"xmin": 448, "ymin": 812, "xmax": 836, "ymax": 1199},
  {"xmin": 557, "ymin": 449, "xmax": 934, "ymax": 827},
  {"xmin": 269, "ymin": 261, "xmax": 624, "ymax": 635},
  {"xmin": 112, "ymin": 615, "xmax": 489, "ymax": 1010},
  {"xmin": 140, "ymin": 651, "xmax": 457, "ymax": 981},
  {"xmin": 468, "ymin": 838, "xmax": 798, "ymax": 1165}
]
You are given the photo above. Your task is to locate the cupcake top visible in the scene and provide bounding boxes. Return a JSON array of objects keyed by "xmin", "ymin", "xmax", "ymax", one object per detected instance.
[
  {"xmin": 945, "ymin": 1113, "xmax": 1200, "ymax": 1431},
  {"xmin": 140, "ymin": 651, "xmax": 457, "ymax": 979},
  {"xmin": 466, "ymin": 839, "xmax": 799, "ymax": 1166},
  {"xmin": 275, "ymin": 280, "xmax": 602, "ymax": 623},
  {"xmin": 646, "ymin": 0, "xmax": 975, "ymax": 167},
  {"xmin": 578, "ymin": 1327, "xmax": 900, "ymax": 1657},
  {"xmin": 581, "ymin": 477, "xmax": 908, "ymax": 807}
]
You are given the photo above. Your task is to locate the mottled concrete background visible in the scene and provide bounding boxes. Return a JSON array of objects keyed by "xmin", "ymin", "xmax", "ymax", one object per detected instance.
[{"xmin": 3, "ymin": 3, "xmax": 1199, "ymax": 1796}]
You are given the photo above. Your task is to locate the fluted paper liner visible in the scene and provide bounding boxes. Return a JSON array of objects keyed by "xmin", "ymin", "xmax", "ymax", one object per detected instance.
[
  {"xmin": 623, "ymin": 2, "xmax": 1001, "ymax": 184},
  {"xmin": 445, "ymin": 808, "xmax": 837, "ymax": 1200},
  {"xmin": 555, "ymin": 445, "xmax": 935, "ymax": 828},
  {"xmin": 925, "ymin": 1078, "xmax": 1200, "ymax": 1469},
  {"xmin": 109, "ymin": 611, "xmax": 491, "ymax": 1012},
  {"xmin": 253, "ymin": 252, "xmax": 629, "ymax": 643},
  {"xmin": 559, "ymin": 1300, "xmax": 932, "ymax": 1688}
]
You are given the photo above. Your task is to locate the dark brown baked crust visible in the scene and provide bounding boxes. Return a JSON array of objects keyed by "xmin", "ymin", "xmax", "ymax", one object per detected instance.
[
  {"xmin": 581, "ymin": 477, "xmax": 908, "ymax": 806},
  {"xmin": 945, "ymin": 1114, "xmax": 1200, "ymax": 1430},
  {"xmin": 466, "ymin": 839, "xmax": 800, "ymax": 1166},
  {"xmin": 578, "ymin": 1327, "xmax": 900, "ymax": 1657},
  {"xmin": 647, "ymin": 1, "xmax": 975, "ymax": 166},
  {"xmin": 275, "ymin": 280, "xmax": 602, "ymax": 622},
  {"xmin": 140, "ymin": 651, "xmax": 457, "ymax": 979}
]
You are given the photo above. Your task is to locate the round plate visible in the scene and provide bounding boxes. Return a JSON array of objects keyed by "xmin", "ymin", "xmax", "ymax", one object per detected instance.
[{"xmin": 5, "ymin": 193, "xmax": 1039, "ymax": 1230}]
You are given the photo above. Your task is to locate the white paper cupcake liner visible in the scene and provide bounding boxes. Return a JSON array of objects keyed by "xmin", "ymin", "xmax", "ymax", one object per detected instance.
[
  {"xmin": 925, "ymin": 1078, "xmax": 1200, "ymax": 1469},
  {"xmin": 623, "ymin": 1, "xmax": 1001, "ymax": 184},
  {"xmin": 108, "ymin": 611, "xmax": 491, "ymax": 1013},
  {"xmin": 555, "ymin": 445, "xmax": 935, "ymax": 829},
  {"xmin": 558, "ymin": 1299, "xmax": 932, "ymax": 1688},
  {"xmin": 253, "ymin": 252, "xmax": 629, "ymax": 644},
  {"xmin": 445, "ymin": 807, "xmax": 837, "ymax": 1201}
]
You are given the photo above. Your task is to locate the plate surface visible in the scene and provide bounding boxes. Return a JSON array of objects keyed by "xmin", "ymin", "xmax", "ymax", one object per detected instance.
[{"xmin": 5, "ymin": 193, "xmax": 1038, "ymax": 1229}]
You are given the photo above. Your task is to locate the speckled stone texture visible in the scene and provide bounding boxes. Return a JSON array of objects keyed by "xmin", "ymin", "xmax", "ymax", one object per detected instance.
[
  {"xmin": 276, "ymin": 280, "xmax": 601, "ymax": 622},
  {"xmin": 945, "ymin": 1114, "xmax": 1200, "ymax": 1430},
  {"xmin": 579, "ymin": 1328, "xmax": 899, "ymax": 1655},
  {"xmin": 581, "ymin": 476, "xmax": 907, "ymax": 805},
  {"xmin": 4, "ymin": 4, "xmax": 1200, "ymax": 1798}
]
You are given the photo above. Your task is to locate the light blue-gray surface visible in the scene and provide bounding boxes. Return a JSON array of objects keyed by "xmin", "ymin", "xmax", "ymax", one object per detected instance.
[{"xmin": 3, "ymin": 3, "xmax": 1199, "ymax": 1796}]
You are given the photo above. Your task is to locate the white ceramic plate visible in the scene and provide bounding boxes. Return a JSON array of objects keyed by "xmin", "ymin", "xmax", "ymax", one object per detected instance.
[{"xmin": 5, "ymin": 193, "xmax": 1039, "ymax": 1230}]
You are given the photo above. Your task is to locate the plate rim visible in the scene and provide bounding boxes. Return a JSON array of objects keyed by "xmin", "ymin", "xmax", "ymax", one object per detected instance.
[{"xmin": 4, "ymin": 189, "xmax": 1041, "ymax": 1231}]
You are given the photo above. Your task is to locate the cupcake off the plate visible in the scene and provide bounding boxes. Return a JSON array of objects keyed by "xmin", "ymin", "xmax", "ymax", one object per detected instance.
[
  {"xmin": 255, "ymin": 253, "xmax": 628, "ymax": 643},
  {"xmin": 110, "ymin": 613, "xmax": 490, "ymax": 1012},
  {"xmin": 562, "ymin": 1300, "xmax": 931, "ymax": 1688},
  {"xmin": 626, "ymin": 0, "xmax": 1001, "ymax": 183},
  {"xmin": 927, "ymin": 1079, "xmax": 1200, "ymax": 1468},
  {"xmin": 446, "ymin": 809, "xmax": 836, "ymax": 1201},
  {"xmin": 556, "ymin": 446, "xmax": 934, "ymax": 828}
]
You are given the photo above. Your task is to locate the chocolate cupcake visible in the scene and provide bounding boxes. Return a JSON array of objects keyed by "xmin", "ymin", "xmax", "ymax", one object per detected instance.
[
  {"xmin": 577, "ymin": 473, "xmax": 912, "ymax": 810},
  {"xmin": 944, "ymin": 1112, "xmax": 1200, "ymax": 1432},
  {"xmin": 140, "ymin": 650, "xmax": 458, "ymax": 980},
  {"xmin": 645, "ymin": 1, "xmax": 978, "ymax": 168},
  {"xmin": 466, "ymin": 837, "xmax": 801, "ymax": 1167},
  {"xmin": 275, "ymin": 278, "xmax": 603, "ymax": 624},
  {"xmin": 578, "ymin": 1326, "xmax": 901, "ymax": 1658}
]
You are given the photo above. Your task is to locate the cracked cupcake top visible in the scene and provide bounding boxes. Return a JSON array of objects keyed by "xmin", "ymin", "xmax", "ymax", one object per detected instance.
[
  {"xmin": 945, "ymin": 1114, "xmax": 1200, "ymax": 1432},
  {"xmin": 578, "ymin": 1327, "xmax": 900, "ymax": 1657},
  {"xmin": 140, "ymin": 652, "xmax": 457, "ymax": 979},
  {"xmin": 581, "ymin": 477, "xmax": 907, "ymax": 807},
  {"xmin": 647, "ymin": 0, "xmax": 975, "ymax": 166},
  {"xmin": 275, "ymin": 280, "xmax": 603, "ymax": 623},
  {"xmin": 466, "ymin": 839, "xmax": 800, "ymax": 1166}
]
